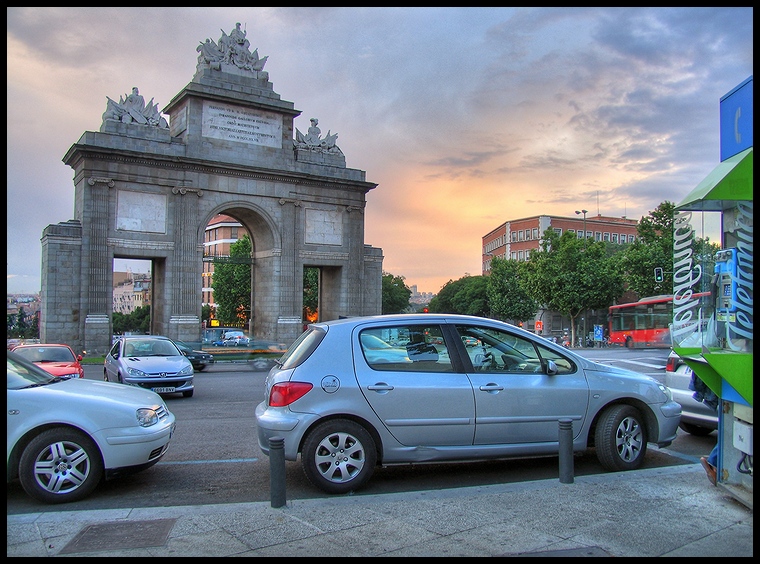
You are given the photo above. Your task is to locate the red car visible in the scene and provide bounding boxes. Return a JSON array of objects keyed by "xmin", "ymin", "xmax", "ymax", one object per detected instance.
[{"xmin": 10, "ymin": 344, "xmax": 85, "ymax": 380}]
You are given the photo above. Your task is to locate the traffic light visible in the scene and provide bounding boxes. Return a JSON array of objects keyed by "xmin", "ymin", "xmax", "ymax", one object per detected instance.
[
  {"xmin": 422, "ymin": 307, "xmax": 429, "ymax": 313},
  {"xmin": 654, "ymin": 267, "xmax": 664, "ymax": 283}
]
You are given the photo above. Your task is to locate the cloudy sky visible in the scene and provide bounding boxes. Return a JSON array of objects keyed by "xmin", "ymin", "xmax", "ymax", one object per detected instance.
[{"xmin": 6, "ymin": 7, "xmax": 753, "ymax": 295}]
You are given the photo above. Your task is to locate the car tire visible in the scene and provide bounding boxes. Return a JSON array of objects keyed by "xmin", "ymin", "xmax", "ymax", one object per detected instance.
[
  {"xmin": 18, "ymin": 427, "xmax": 104, "ymax": 504},
  {"xmin": 301, "ymin": 419, "xmax": 377, "ymax": 494},
  {"xmin": 679, "ymin": 422, "xmax": 714, "ymax": 436},
  {"xmin": 594, "ymin": 404, "xmax": 648, "ymax": 471},
  {"xmin": 182, "ymin": 389, "xmax": 194, "ymax": 398}
]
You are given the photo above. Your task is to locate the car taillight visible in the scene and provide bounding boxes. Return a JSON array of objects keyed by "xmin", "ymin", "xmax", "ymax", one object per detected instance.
[
  {"xmin": 665, "ymin": 355, "xmax": 678, "ymax": 372},
  {"xmin": 269, "ymin": 382, "xmax": 313, "ymax": 407}
]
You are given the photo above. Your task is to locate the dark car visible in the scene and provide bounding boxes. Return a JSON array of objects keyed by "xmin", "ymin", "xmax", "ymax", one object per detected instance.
[{"xmin": 174, "ymin": 340, "xmax": 215, "ymax": 371}]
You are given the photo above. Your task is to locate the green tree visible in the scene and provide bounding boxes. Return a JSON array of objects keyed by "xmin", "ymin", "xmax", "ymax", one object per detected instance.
[
  {"xmin": 523, "ymin": 229, "xmax": 624, "ymax": 346},
  {"xmin": 619, "ymin": 201, "xmax": 676, "ymax": 297},
  {"xmin": 382, "ymin": 272, "xmax": 412, "ymax": 314},
  {"xmin": 212, "ymin": 235, "xmax": 252, "ymax": 325},
  {"xmin": 428, "ymin": 275, "xmax": 489, "ymax": 317},
  {"xmin": 303, "ymin": 267, "xmax": 320, "ymax": 321},
  {"xmin": 487, "ymin": 257, "xmax": 538, "ymax": 323}
]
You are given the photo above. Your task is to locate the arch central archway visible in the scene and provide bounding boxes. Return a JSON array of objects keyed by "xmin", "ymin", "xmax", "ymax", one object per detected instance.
[{"xmin": 40, "ymin": 25, "xmax": 383, "ymax": 355}]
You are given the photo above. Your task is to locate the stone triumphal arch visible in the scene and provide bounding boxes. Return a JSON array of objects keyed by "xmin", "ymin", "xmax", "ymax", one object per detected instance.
[{"xmin": 40, "ymin": 23, "xmax": 383, "ymax": 355}]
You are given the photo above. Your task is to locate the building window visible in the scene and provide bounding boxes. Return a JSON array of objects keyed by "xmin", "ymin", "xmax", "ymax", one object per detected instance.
[
  {"xmin": 518, "ymin": 231, "xmax": 525, "ymax": 241},
  {"xmin": 603, "ymin": 232, "xmax": 610, "ymax": 242},
  {"xmin": 518, "ymin": 250, "xmax": 525, "ymax": 260},
  {"xmin": 612, "ymin": 233, "xmax": 619, "ymax": 243},
  {"xmin": 511, "ymin": 251, "xmax": 517, "ymax": 260},
  {"xmin": 553, "ymin": 228, "xmax": 562, "ymax": 235},
  {"xmin": 532, "ymin": 228, "xmax": 538, "ymax": 239},
  {"xmin": 524, "ymin": 229, "xmax": 531, "ymax": 240},
  {"xmin": 595, "ymin": 232, "xmax": 602, "ymax": 241},
  {"xmin": 511, "ymin": 231, "xmax": 518, "ymax": 242}
]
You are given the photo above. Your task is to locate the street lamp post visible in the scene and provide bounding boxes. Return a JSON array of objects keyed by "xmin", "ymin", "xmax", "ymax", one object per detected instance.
[{"xmin": 575, "ymin": 209, "xmax": 588, "ymax": 245}]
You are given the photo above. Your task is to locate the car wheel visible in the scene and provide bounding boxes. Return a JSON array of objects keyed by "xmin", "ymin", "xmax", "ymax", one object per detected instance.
[
  {"xmin": 679, "ymin": 422, "xmax": 714, "ymax": 436},
  {"xmin": 301, "ymin": 419, "xmax": 377, "ymax": 494},
  {"xmin": 182, "ymin": 389, "xmax": 194, "ymax": 398},
  {"xmin": 594, "ymin": 404, "xmax": 648, "ymax": 471},
  {"xmin": 18, "ymin": 427, "xmax": 104, "ymax": 504}
]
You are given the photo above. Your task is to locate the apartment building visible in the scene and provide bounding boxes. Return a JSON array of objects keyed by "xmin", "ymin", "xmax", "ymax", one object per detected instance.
[
  {"xmin": 482, "ymin": 213, "xmax": 639, "ymax": 339},
  {"xmin": 202, "ymin": 214, "xmax": 250, "ymax": 306},
  {"xmin": 482, "ymin": 213, "xmax": 639, "ymax": 274}
]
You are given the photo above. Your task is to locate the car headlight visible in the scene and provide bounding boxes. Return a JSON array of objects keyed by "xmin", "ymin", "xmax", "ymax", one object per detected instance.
[
  {"xmin": 136, "ymin": 408, "xmax": 159, "ymax": 427},
  {"xmin": 127, "ymin": 367, "xmax": 149, "ymax": 378},
  {"xmin": 657, "ymin": 384, "xmax": 673, "ymax": 402},
  {"xmin": 178, "ymin": 364, "xmax": 194, "ymax": 376}
]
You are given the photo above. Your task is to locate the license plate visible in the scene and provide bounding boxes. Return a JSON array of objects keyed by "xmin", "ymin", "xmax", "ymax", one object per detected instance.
[{"xmin": 153, "ymin": 387, "xmax": 175, "ymax": 393}]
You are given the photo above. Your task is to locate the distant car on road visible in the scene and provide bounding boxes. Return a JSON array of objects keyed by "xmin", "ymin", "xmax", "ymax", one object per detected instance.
[
  {"xmin": 7, "ymin": 350, "xmax": 176, "ymax": 504},
  {"xmin": 221, "ymin": 330, "xmax": 250, "ymax": 347},
  {"xmin": 174, "ymin": 340, "xmax": 215, "ymax": 371},
  {"xmin": 104, "ymin": 336, "xmax": 194, "ymax": 398},
  {"xmin": 10, "ymin": 343, "xmax": 85, "ymax": 380},
  {"xmin": 664, "ymin": 349, "xmax": 718, "ymax": 436}
]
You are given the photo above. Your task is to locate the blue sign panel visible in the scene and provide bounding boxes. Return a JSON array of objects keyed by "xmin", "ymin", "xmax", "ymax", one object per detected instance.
[
  {"xmin": 594, "ymin": 324, "xmax": 604, "ymax": 342},
  {"xmin": 720, "ymin": 76, "xmax": 753, "ymax": 161}
]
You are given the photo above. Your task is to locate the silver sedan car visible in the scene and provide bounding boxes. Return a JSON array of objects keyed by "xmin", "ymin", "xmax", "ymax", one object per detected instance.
[
  {"xmin": 105, "ymin": 336, "xmax": 194, "ymax": 398},
  {"xmin": 664, "ymin": 350, "xmax": 718, "ymax": 436},
  {"xmin": 256, "ymin": 314, "xmax": 682, "ymax": 494}
]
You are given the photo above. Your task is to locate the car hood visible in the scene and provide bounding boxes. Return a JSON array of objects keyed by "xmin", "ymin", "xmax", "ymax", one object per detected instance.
[
  {"xmin": 12, "ymin": 377, "xmax": 165, "ymax": 406},
  {"xmin": 121, "ymin": 356, "xmax": 191, "ymax": 371},
  {"xmin": 34, "ymin": 362, "xmax": 81, "ymax": 375}
]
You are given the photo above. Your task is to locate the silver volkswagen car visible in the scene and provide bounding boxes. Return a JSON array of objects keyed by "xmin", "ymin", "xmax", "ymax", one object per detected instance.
[
  {"xmin": 256, "ymin": 314, "xmax": 681, "ymax": 494},
  {"xmin": 105, "ymin": 336, "xmax": 194, "ymax": 398}
]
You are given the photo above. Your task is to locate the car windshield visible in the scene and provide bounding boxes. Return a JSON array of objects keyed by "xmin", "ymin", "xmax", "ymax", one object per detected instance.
[
  {"xmin": 13, "ymin": 346, "xmax": 75, "ymax": 363},
  {"xmin": 7, "ymin": 355, "xmax": 57, "ymax": 390},
  {"xmin": 124, "ymin": 340, "xmax": 180, "ymax": 357}
]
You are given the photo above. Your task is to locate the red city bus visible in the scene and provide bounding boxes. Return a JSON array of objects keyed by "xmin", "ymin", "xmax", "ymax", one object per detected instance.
[{"xmin": 608, "ymin": 293, "xmax": 712, "ymax": 348}]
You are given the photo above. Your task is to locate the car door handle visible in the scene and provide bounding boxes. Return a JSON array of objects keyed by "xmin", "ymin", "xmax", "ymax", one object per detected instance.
[
  {"xmin": 367, "ymin": 383, "xmax": 394, "ymax": 391},
  {"xmin": 479, "ymin": 383, "xmax": 504, "ymax": 392}
]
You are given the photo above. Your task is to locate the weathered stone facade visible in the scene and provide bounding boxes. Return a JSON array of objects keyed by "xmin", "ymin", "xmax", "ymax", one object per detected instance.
[{"xmin": 40, "ymin": 24, "xmax": 383, "ymax": 355}]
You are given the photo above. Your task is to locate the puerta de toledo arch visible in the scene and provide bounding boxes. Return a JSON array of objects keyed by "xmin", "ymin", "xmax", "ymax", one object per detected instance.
[{"xmin": 40, "ymin": 22, "xmax": 383, "ymax": 356}]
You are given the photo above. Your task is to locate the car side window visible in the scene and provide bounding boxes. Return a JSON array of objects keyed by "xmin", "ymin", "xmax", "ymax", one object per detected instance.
[
  {"xmin": 359, "ymin": 325, "xmax": 453, "ymax": 372},
  {"xmin": 455, "ymin": 325, "xmax": 544, "ymax": 373}
]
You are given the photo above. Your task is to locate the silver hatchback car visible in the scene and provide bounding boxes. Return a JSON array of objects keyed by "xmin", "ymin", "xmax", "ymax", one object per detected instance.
[
  {"xmin": 105, "ymin": 336, "xmax": 194, "ymax": 398},
  {"xmin": 256, "ymin": 314, "xmax": 681, "ymax": 494}
]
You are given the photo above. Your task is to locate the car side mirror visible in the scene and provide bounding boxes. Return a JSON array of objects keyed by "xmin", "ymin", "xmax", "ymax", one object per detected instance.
[
  {"xmin": 544, "ymin": 359, "xmax": 558, "ymax": 375},
  {"xmin": 77, "ymin": 354, "xmax": 83, "ymax": 361}
]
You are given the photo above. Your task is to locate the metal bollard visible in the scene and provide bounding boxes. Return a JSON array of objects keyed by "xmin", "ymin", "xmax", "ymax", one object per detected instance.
[
  {"xmin": 269, "ymin": 436, "xmax": 286, "ymax": 507},
  {"xmin": 558, "ymin": 419, "xmax": 574, "ymax": 484}
]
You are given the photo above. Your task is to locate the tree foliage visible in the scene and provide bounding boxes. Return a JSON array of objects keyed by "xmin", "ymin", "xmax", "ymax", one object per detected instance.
[
  {"xmin": 428, "ymin": 275, "xmax": 489, "ymax": 317},
  {"xmin": 112, "ymin": 305, "xmax": 150, "ymax": 335},
  {"xmin": 382, "ymin": 272, "xmax": 412, "ymax": 314},
  {"xmin": 618, "ymin": 201, "xmax": 676, "ymax": 297},
  {"xmin": 522, "ymin": 229, "xmax": 624, "ymax": 345},
  {"xmin": 212, "ymin": 235, "xmax": 252, "ymax": 325},
  {"xmin": 303, "ymin": 267, "xmax": 320, "ymax": 321},
  {"xmin": 7, "ymin": 306, "xmax": 39, "ymax": 339},
  {"xmin": 486, "ymin": 258, "xmax": 538, "ymax": 323}
]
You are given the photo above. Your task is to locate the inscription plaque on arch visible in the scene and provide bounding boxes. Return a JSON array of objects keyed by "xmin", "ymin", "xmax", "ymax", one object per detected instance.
[{"xmin": 201, "ymin": 101, "xmax": 282, "ymax": 148}]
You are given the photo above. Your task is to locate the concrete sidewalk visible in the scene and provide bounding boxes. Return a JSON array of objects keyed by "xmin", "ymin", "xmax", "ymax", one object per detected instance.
[{"xmin": 7, "ymin": 464, "xmax": 752, "ymax": 557}]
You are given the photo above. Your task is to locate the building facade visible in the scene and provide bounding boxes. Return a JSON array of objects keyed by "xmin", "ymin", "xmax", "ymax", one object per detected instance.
[{"xmin": 482, "ymin": 213, "xmax": 639, "ymax": 339}]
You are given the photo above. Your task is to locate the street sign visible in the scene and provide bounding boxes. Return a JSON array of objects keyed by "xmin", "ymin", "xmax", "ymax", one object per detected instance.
[
  {"xmin": 535, "ymin": 320, "xmax": 543, "ymax": 333},
  {"xmin": 594, "ymin": 324, "xmax": 604, "ymax": 342}
]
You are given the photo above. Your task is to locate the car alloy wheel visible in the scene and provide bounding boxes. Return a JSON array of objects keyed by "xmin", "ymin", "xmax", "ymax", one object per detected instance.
[
  {"xmin": 594, "ymin": 404, "xmax": 648, "ymax": 471},
  {"xmin": 301, "ymin": 419, "xmax": 377, "ymax": 494},
  {"xmin": 18, "ymin": 427, "xmax": 104, "ymax": 504}
]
